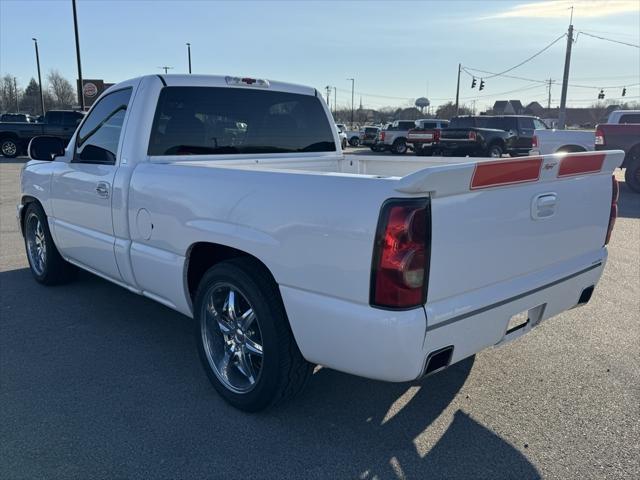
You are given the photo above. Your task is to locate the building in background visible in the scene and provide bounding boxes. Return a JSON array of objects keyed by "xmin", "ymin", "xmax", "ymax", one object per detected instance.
[{"xmin": 76, "ymin": 79, "xmax": 114, "ymax": 110}]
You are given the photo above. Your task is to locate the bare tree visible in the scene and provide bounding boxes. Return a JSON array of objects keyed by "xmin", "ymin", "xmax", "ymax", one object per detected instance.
[
  {"xmin": 0, "ymin": 74, "xmax": 20, "ymax": 112},
  {"xmin": 435, "ymin": 102, "xmax": 473, "ymax": 120},
  {"xmin": 47, "ymin": 70, "xmax": 76, "ymax": 108}
]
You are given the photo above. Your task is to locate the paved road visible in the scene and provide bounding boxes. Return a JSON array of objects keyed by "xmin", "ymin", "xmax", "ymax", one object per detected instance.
[{"xmin": 1, "ymin": 157, "xmax": 638, "ymax": 479}]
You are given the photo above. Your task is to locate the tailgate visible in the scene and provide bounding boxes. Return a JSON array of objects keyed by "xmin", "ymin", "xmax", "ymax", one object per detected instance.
[{"xmin": 395, "ymin": 151, "xmax": 623, "ymax": 307}]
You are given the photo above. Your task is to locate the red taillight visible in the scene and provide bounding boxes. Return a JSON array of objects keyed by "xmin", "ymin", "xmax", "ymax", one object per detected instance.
[
  {"xmin": 595, "ymin": 127, "xmax": 605, "ymax": 146},
  {"xmin": 532, "ymin": 135, "xmax": 538, "ymax": 148},
  {"xmin": 380, "ymin": 131, "xmax": 386, "ymax": 141},
  {"xmin": 371, "ymin": 199, "xmax": 430, "ymax": 309},
  {"xmin": 605, "ymin": 175, "xmax": 618, "ymax": 245},
  {"xmin": 468, "ymin": 131, "xmax": 477, "ymax": 141}
]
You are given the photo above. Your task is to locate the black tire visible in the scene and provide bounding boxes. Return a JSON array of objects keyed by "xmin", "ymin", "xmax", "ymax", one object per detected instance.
[
  {"xmin": 391, "ymin": 138, "xmax": 407, "ymax": 155},
  {"xmin": 23, "ymin": 202, "xmax": 75, "ymax": 285},
  {"xmin": 624, "ymin": 156, "xmax": 640, "ymax": 193},
  {"xmin": 194, "ymin": 258, "xmax": 312, "ymax": 411},
  {"xmin": 413, "ymin": 144, "xmax": 423, "ymax": 156},
  {"xmin": 1, "ymin": 137, "xmax": 19, "ymax": 158},
  {"xmin": 371, "ymin": 144, "xmax": 383, "ymax": 152},
  {"xmin": 341, "ymin": 138, "xmax": 347, "ymax": 149},
  {"xmin": 349, "ymin": 137, "xmax": 360, "ymax": 147},
  {"xmin": 487, "ymin": 143, "xmax": 504, "ymax": 158},
  {"xmin": 432, "ymin": 147, "xmax": 444, "ymax": 157}
]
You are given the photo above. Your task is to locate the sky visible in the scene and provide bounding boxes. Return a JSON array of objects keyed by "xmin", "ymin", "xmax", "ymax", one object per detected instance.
[{"xmin": 1, "ymin": 0, "xmax": 639, "ymax": 112}]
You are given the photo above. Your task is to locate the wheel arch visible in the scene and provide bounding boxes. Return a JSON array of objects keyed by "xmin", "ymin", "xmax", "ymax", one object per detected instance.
[
  {"xmin": 185, "ymin": 241, "xmax": 280, "ymax": 304},
  {"xmin": 556, "ymin": 144, "xmax": 587, "ymax": 153},
  {"xmin": 623, "ymin": 142, "xmax": 640, "ymax": 167},
  {"xmin": 19, "ymin": 195, "xmax": 43, "ymax": 235}
]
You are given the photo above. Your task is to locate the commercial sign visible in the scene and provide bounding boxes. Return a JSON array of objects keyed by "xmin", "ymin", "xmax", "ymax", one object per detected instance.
[{"xmin": 76, "ymin": 79, "xmax": 115, "ymax": 109}]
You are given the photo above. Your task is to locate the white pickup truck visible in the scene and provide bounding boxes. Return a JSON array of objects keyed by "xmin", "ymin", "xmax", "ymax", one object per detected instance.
[
  {"xmin": 530, "ymin": 110, "xmax": 640, "ymax": 156},
  {"xmin": 20, "ymin": 74, "xmax": 622, "ymax": 411}
]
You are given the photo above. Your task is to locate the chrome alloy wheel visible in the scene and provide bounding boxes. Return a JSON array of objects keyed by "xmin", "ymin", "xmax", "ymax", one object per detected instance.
[
  {"xmin": 26, "ymin": 213, "xmax": 46, "ymax": 276},
  {"xmin": 200, "ymin": 283, "xmax": 264, "ymax": 393}
]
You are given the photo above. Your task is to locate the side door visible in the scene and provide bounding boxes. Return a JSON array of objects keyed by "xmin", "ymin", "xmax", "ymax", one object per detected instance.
[
  {"xmin": 516, "ymin": 117, "xmax": 536, "ymax": 150},
  {"xmin": 43, "ymin": 111, "xmax": 66, "ymax": 138},
  {"xmin": 61, "ymin": 111, "xmax": 84, "ymax": 145},
  {"xmin": 50, "ymin": 88, "xmax": 132, "ymax": 281}
]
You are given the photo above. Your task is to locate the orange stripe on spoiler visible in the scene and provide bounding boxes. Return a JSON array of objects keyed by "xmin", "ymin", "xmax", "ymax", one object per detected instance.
[
  {"xmin": 558, "ymin": 153, "xmax": 605, "ymax": 177},
  {"xmin": 470, "ymin": 158, "xmax": 543, "ymax": 190}
]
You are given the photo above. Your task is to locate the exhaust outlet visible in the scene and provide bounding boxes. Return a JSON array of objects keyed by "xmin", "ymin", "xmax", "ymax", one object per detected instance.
[
  {"xmin": 577, "ymin": 285, "xmax": 595, "ymax": 306},
  {"xmin": 423, "ymin": 346, "xmax": 454, "ymax": 377}
]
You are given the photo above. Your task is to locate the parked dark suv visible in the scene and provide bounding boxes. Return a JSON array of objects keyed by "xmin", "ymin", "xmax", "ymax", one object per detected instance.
[
  {"xmin": 438, "ymin": 115, "xmax": 548, "ymax": 157},
  {"xmin": 0, "ymin": 110, "xmax": 84, "ymax": 158}
]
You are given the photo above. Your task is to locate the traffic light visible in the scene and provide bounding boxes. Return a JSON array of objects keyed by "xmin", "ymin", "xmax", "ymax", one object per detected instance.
[
  {"xmin": 598, "ymin": 89, "xmax": 605, "ymax": 100},
  {"xmin": 471, "ymin": 77, "xmax": 477, "ymax": 88},
  {"xmin": 479, "ymin": 79, "xmax": 485, "ymax": 91},
  {"xmin": 622, "ymin": 87, "xmax": 627, "ymax": 97}
]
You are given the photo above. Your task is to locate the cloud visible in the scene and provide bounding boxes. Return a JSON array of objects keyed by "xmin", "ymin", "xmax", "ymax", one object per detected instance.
[{"xmin": 483, "ymin": 0, "xmax": 640, "ymax": 19}]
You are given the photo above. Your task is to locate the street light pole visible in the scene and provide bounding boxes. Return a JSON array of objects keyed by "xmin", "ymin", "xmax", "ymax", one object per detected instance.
[
  {"xmin": 455, "ymin": 63, "xmax": 461, "ymax": 115},
  {"xmin": 186, "ymin": 43, "xmax": 192, "ymax": 73},
  {"xmin": 333, "ymin": 86, "xmax": 337, "ymax": 116},
  {"xmin": 347, "ymin": 78, "xmax": 354, "ymax": 127},
  {"xmin": 32, "ymin": 38, "xmax": 45, "ymax": 116},
  {"xmin": 72, "ymin": 0, "xmax": 85, "ymax": 110}
]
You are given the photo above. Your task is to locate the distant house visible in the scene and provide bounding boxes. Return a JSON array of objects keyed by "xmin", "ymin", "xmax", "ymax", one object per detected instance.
[{"xmin": 490, "ymin": 100, "xmax": 525, "ymax": 115}]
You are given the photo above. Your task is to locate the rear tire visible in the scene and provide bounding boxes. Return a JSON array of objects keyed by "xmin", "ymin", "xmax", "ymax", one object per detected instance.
[
  {"xmin": 1, "ymin": 138, "xmax": 19, "ymax": 158},
  {"xmin": 488, "ymin": 143, "xmax": 504, "ymax": 158},
  {"xmin": 391, "ymin": 138, "xmax": 407, "ymax": 155},
  {"xmin": 349, "ymin": 137, "xmax": 360, "ymax": 147},
  {"xmin": 624, "ymin": 154, "xmax": 640, "ymax": 193},
  {"xmin": 195, "ymin": 258, "xmax": 312, "ymax": 411},
  {"xmin": 23, "ymin": 202, "xmax": 75, "ymax": 285}
]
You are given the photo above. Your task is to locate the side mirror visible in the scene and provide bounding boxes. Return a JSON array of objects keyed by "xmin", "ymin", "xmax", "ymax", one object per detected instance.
[{"xmin": 28, "ymin": 136, "xmax": 65, "ymax": 161}]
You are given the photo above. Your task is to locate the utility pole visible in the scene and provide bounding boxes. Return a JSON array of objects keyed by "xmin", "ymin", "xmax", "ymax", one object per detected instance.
[
  {"xmin": 158, "ymin": 66, "xmax": 173, "ymax": 74},
  {"xmin": 325, "ymin": 85, "xmax": 331, "ymax": 106},
  {"xmin": 347, "ymin": 78, "xmax": 354, "ymax": 127},
  {"xmin": 333, "ymin": 86, "xmax": 337, "ymax": 116},
  {"xmin": 186, "ymin": 43, "xmax": 192, "ymax": 73},
  {"xmin": 455, "ymin": 63, "xmax": 461, "ymax": 115},
  {"xmin": 72, "ymin": 0, "xmax": 85, "ymax": 110},
  {"xmin": 558, "ymin": 8, "xmax": 574, "ymax": 129},
  {"xmin": 32, "ymin": 38, "xmax": 45, "ymax": 116},
  {"xmin": 547, "ymin": 78, "xmax": 553, "ymax": 110}
]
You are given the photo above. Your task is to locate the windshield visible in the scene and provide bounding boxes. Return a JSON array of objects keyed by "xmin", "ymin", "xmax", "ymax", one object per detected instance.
[{"xmin": 148, "ymin": 87, "xmax": 336, "ymax": 156}]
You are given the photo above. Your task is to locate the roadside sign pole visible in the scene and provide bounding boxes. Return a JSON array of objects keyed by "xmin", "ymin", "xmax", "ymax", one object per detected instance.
[
  {"xmin": 186, "ymin": 43, "xmax": 192, "ymax": 74},
  {"xmin": 72, "ymin": 0, "xmax": 85, "ymax": 111}
]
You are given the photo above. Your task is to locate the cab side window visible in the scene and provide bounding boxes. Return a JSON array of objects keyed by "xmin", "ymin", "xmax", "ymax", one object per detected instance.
[{"xmin": 74, "ymin": 88, "xmax": 132, "ymax": 165}]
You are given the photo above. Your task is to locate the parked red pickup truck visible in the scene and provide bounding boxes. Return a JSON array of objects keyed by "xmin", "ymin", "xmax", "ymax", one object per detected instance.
[{"xmin": 595, "ymin": 123, "xmax": 640, "ymax": 192}]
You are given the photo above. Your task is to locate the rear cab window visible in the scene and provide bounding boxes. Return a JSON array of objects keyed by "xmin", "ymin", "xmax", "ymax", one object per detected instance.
[
  {"xmin": 148, "ymin": 87, "xmax": 336, "ymax": 156},
  {"xmin": 619, "ymin": 114, "xmax": 640, "ymax": 124}
]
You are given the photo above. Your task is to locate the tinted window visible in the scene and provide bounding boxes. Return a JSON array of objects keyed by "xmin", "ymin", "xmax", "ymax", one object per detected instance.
[
  {"xmin": 533, "ymin": 119, "xmax": 548, "ymax": 130},
  {"xmin": 75, "ymin": 88, "xmax": 132, "ymax": 164},
  {"xmin": 619, "ymin": 114, "xmax": 640, "ymax": 124},
  {"xmin": 485, "ymin": 117, "xmax": 517, "ymax": 131},
  {"xmin": 421, "ymin": 122, "xmax": 437, "ymax": 129},
  {"xmin": 449, "ymin": 117, "xmax": 476, "ymax": 128},
  {"xmin": 397, "ymin": 121, "xmax": 416, "ymax": 130},
  {"xmin": 47, "ymin": 111, "xmax": 64, "ymax": 125},
  {"xmin": 365, "ymin": 127, "xmax": 378, "ymax": 134},
  {"xmin": 148, "ymin": 87, "xmax": 336, "ymax": 156},
  {"xmin": 518, "ymin": 117, "xmax": 535, "ymax": 129},
  {"xmin": 64, "ymin": 111, "xmax": 83, "ymax": 126}
]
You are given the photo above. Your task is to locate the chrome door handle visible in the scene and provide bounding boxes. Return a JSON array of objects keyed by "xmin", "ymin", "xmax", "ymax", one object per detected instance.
[{"xmin": 96, "ymin": 182, "xmax": 110, "ymax": 198}]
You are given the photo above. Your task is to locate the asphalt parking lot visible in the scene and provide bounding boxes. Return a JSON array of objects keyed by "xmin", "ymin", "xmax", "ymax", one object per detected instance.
[{"xmin": 1, "ymin": 156, "xmax": 638, "ymax": 479}]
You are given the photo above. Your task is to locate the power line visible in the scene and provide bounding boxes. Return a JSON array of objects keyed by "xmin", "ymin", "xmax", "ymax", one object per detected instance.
[
  {"xmin": 576, "ymin": 31, "xmax": 640, "ymax": 49},
  {"xmin": 468, "ymin": 33, "xmax": 566, "ymax": 80}
]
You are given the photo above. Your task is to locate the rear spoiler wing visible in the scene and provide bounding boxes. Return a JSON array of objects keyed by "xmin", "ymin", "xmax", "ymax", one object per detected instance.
[{"xmin": 395, "ymin": 150, "xmax": 625, "ymax": 197}]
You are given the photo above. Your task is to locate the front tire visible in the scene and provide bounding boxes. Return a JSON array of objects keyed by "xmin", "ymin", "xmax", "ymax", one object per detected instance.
[
  {"xmin": 195, "ymin": 258, "xmax": 312, "ymax": 411},
  {"xmin": 349, "ymin": 137, "xmax": 360, "ymax": 147},
  {"xmin": 23, "ymin": 203, "xmax": 75, "ymax": 285},
  {"xmin": 1, "ymin": 138, "xmax": 19, "ymax": 158}
]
